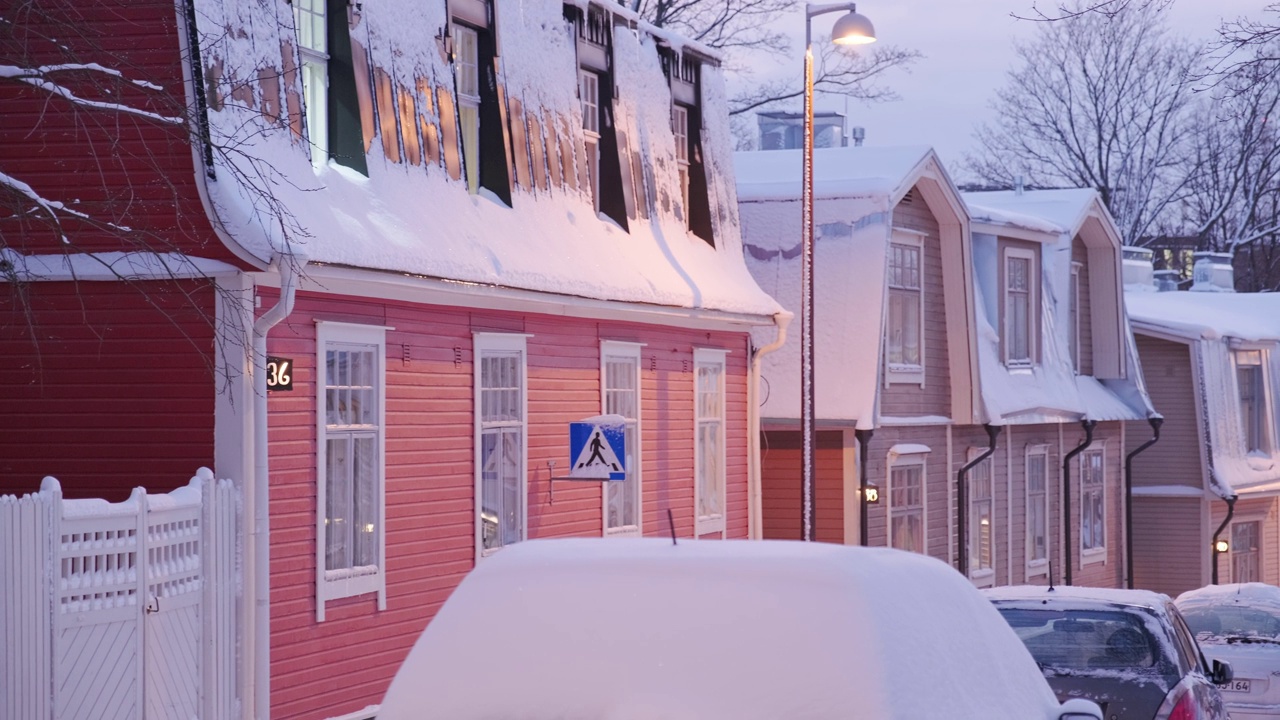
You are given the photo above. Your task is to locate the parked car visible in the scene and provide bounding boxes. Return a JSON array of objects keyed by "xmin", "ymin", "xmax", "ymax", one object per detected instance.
[
  {"xmin": 1177, "ymin": 582, "xmax": 1280, "ymax": 719},
  {"xmin": 987, "ymin": 586, "xmax": 1232, "ymax": 720},
  {"xmin": 379, "ymin": 538, "xmax": 1103, "ymax": 720}
]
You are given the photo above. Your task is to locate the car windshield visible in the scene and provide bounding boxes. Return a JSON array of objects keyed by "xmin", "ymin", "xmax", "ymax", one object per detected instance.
[
  {"xmin": 997, "ymin": 607, "xmax": 1162, "ymax": 673},
  {"xmin": 1181, "ymin": 604, "xmax": 1280, "ymax": 643}
]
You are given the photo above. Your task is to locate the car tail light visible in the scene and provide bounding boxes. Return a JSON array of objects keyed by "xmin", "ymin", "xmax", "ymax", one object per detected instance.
[{"xmin": 1160, "ymin": 687, "xmax": 1197, "ymax": 720}]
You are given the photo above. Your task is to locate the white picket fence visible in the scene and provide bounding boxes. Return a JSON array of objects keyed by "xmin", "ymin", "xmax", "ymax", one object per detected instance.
[{"xmin": 1, "ymin": 468, "xmax": 238, "ymax": 720}]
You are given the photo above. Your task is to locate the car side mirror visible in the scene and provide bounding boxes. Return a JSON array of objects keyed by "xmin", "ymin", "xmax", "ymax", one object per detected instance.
[
  {"xmin": 1058, "ymin": 697, "xmax": 1103, "ymax": 720},
  {"xmin": 1212, "ymin": 658, "xmax": 1234, "ymax": 685}
]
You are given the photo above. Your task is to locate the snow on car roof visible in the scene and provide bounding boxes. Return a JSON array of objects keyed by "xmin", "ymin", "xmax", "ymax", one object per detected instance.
[
  {"xmin": 378, "ymin": 538, "xmax": 1061, "ymax": 720},
  {"xmin": 1177, "ymin": 582, "xmax": 1280, "ymax": 611},
  {"xmin": 986, "ymin": 584, "xmax": 1172, "ymax": 610}
]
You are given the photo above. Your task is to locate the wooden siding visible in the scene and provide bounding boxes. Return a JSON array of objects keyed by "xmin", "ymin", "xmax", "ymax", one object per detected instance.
[
  {"xmin": 881, "ymin": 185, "xmax": 952, "ymax": 419},
  {"xmin": 1212, "ymin": 497, "xmax": 1280, "ymax": 588},
  {"xmin": 0, "ymin": 281, "xmax": 218, "ymax": 500},
  {"xmin": 1129, "ymin": 335, "xmax": 1202, "ymax": 490},
  {"xmin": 864, "ymin": 425, "xmax": 952, "ymax": 563},
  {"xmin": 1132, "ymin": 497, "xmax": 1203, "ymax": 595},
  {"xmin": 1072, "ymin": 238, "xmax": 1094, "ymax": 376},
  {"xmin": 0, "ymin": 1, "xmax": 243, "ymax": 265},
  {"xmin": 264, "ymin": 290, "xmax": 752, "ymax": 719},
  {"xmin": 759, "ymin": 430, "xmax": 847, "ymax": 543},
  {"xmin": 1069, "ymin": 421, "xmax": 1125, "ymax": 589},
  {"xmin": 1000, "ymin": 424, "xmax": 1061, "ymax": 587}
]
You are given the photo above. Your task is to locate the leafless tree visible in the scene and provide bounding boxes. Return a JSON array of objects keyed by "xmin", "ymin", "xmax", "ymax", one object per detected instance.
[
  {"xmin": 627, "ymin": 0, "xmax": 920, "ymax": 117},
  {"xmin": 967, "ymin": 4, "xmax": 1202, "ymax": 246}
]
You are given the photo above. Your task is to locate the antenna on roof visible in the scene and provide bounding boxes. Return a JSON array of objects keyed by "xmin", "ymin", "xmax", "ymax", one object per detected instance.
[
  {"xmin": 667, "ymin": 508, "xmax": 678, "ymax": 546},
  {"xmin": 1048, "ymin": 560, "xmax": 1056, "ymax": 592}
]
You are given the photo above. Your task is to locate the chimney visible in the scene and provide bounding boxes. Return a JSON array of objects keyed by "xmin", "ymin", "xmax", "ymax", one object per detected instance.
[
  {"xmin": 850, "ymin": 126, "xmax": 865, "ymax": 147},
  {"xmin": 1189, "ymin": 251, "xmax": 1235, "ymax": 293},
  {"xmin": 1121, "ymin": 246, "xmax": 1155, "ymax": 289},
  {"xmin": 1153, "ymin": 270, "xmax": 1180, "ymax": 292},
  {"xmin": 1014, "ymin": 175, "xmax": 1025, "ymax": 196}
]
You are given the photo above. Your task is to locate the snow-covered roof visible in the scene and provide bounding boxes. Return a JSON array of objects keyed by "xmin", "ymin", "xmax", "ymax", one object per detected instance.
[
  {"xmin": 986, "ymin": 584, "xmax": 1172, "ymax": 610},
  {"xmin": 963, "ymin": 189, "xmax": 1150, "ymax": 424},
  {"xmin": 189, "ymin": 0, "xmax": 781, "ymax": 319},
  {"xmin": 378, "ymin": 538, "xmax": 1063, "ymax": 720},
  {"xmin": 1126, "ymin": 292, "xmax": 1280, "ymax": 342},
  {"xmin": 735, "ymin": 145, "xmax": 935, "ymax": 202}
]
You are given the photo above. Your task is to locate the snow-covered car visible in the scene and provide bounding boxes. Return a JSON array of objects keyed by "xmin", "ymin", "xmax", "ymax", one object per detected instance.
[
  {"xmin": 988, "ymin": 586, "xmax": 1232, "ymax": 720},
  {"xmin": 378, "ymin": 538, "xmax": 1102, "ymax": 720},
  {"xmin": 1177, "ymin": 582, "xmax": 1280, "ymax": 719}
]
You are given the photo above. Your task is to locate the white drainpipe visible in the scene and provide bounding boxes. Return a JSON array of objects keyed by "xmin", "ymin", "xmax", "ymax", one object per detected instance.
[
  {"xmin": 251, "ymin": 258, "xmax": 301, "ymax": 719},
  {"xmin": 749, "ymin": 312, "xmax": 792, "ymax": 539}
]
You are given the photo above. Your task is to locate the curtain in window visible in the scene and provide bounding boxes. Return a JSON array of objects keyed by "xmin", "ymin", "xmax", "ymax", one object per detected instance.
[
  {"xmin": 890, "ymin": 465, "xmax": 924, "ymax": 553},
  {"xmin": 604, "ymin": 356, "xmax": 639, "ymax": 531},
  {"xmin": 1081, "ymin": 451, "xmax": 1104, "ymax": 550},
  {"xmin": 696, "ymin": 362, "xmax": 723, "ymax": 520},
  {"xmin": 970, "ymin": 458, "xmax": 993, "ymax": 571},
  {"xmin": 1027, "ymin": 452, "xmax": 1048, "ymax": 562},
  {"xmin": 480, "ymin": 352, "xmax": 523, "ymax": 550},
  {"xmin": 1006, "ymin": 256, "xmax": 1031, "ymax": 362}
]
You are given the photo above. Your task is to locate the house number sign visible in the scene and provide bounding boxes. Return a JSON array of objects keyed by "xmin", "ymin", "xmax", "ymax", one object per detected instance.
[{"xmin": 266, "ymin": 357, "xmax": 293, "ymax": 391}]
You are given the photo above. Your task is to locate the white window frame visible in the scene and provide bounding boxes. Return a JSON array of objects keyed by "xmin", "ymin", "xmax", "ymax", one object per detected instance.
[
  {"xmin": 1080, "ymin": 445, "xmax": 1106, "ymax": 562},
  {"xmin": 1231, "ymin": 519, "xmax": 1262, "ymax": 583},
  {"xmin": 887, "ymin": 453, "xmax": 927, "ymax": 554},
  {"xmin": 579, "ymin": 69, "xmax": 602, "ymax": 211},
  {"xmin": 967, "ymin": 448, "xmax": 995, "ymax": 586},
  {"xmin": 1235, "ymin": 349, "xmax": 1273, "ymax": 455},
  {"xmin": 474, "ymin": 333, "xmax": 530, "ymax": 560},
  {"xmin": 315, "ymin": 321, "xmax": 388, "ymax": 622},
  {"xmin": 1003, "ymin": 246, "xmax": 1037, "ymax": 368},
  {"xmin": 453, "ymin": 23, "xmax": 481, "ymax": 194},
  {"xmin": 1069, "ymin": 262, "xmax": 1082, "ymax": 374},
  {"xmin": 294, "ymin": 0, "xmax": 329, "ymax": 166},
  {"xmin": 694, "ymin": 348, "xmax": 728, "ymax": 536},
  {"xmin": 672, "ymin": 104, "xmax": 691, "ymax": 220},
  {"xmin": 1025, "ymin": 444, "xmax": 1051, "ymax": 577},
  {"xmin": 601, "ymin": 341, "xmax": 643, "ymax": 537},
  {"xmin": 885, "ymin": 230, "xmax": 926, "ymax": 386}
]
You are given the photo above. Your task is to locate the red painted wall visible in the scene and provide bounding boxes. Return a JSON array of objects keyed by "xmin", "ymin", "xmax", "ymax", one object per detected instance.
[
  {"xmin": 0, "ymin": 280, "xmax": 218, "ymax": 500},
  {"xmin": 262, "ymin": 290, "xmax": 753, "ymax": 719},
  {"xmin": 0, "ymin": 0, "xmax": 245, "ymax": 265}
]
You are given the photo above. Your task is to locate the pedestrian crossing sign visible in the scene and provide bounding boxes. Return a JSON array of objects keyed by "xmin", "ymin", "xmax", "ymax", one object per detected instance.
[{"xmin": 569, "ymin": 416, "xmax": 627, "ymax": 481}]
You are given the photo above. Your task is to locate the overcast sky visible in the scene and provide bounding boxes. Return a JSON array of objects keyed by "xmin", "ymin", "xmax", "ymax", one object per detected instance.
[{"xmin": 740, "ymin": 0, "xmax": 1264, "ymax": 180}]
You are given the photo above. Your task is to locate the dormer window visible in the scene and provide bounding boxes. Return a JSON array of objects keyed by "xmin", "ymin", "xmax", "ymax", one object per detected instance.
[
  {"xmin": 453, "ymin": 23, "xmax": 480, "ymax": 192},
  {"xmin": 886, "ymin": 235, "xmax": 924, "ymax": 379},
  {"xmin": 292, "ymin": 0, "xmax": 366, "ymax": 173},
  {"xmin": 666, "ymin": 53, "xmax": 713, "ymax": 245},
  {"xmin": 1001, "ymin": 244, "xmax": 1039, "ymax": 367},
  {"xmin": 1069, "ymin": 263, "xmax": 1081, "ymax": 373},
  {"xmin": 294, "ymin": 0, "xmax": 328, "ymax": 164},
  {"xmin": 569, "ymin": 3, "xmax": 627, "ymax": 229},
  {"xmin": 449, "ymin": 0, "xmax": 511, "ymax": 203},
  {"xmin": 579, "ymin": 69, "xmax": 601, "ymax": 208},
  {"xmin": 672, "ymin": 104, "xmax": 690, "ymax": 217},
  {"xmin": 1236, "ymin": 349, "xmax": 1270, "ymax": 454}
]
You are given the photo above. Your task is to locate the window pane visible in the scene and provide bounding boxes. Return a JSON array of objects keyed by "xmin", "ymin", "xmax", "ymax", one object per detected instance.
[
  {"xmin": 480, "ymin": 430, "xmax": 501, "ymax": 550},
  {"xmin": 353, "ymin": 435, "xmax": 378, "ymax": 567},
  {"xmin": 891, "ymin": 465, "xmax": 924, "ymax": 553},
  {"xmin": 501, "ymin": 429, "xmax": 522, "ymax": 546},
  {"xmin": 326, "ymin": 437, "xmax": 351, "ymax": 571}
]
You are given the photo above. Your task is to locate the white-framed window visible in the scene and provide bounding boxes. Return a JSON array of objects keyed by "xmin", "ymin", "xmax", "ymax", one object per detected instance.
[
  {"xmin": 968, "ymin": 450, "xmax": 994, "ymax": 583},
  {"xmin": 602, "ymin": 341, "xmax": 643, "ymax": 536},
  {"xmin": 1232, "ymin": 520, "xmax": 1261, "ymax": 583},
  {"xmin": 293, "ymin": 0, "xmax": 329, "ymax": 166},
  {"xmin": 315, "ymin": 321, "xmax": 387, "ymax": 622},
  {"xmin": 1025, "ymin": 445, "xmax": 1050, "ymax": 575},
  {"xmin": 888, "ymin": 455, "xmax": 926, "ymax": 553},
  {"xmin": 475, "ymin": 333, "xmax": 528, "ymax": 558},
  {"xmin": 1003, "ymin": 246, "xmax": 1037, "ymax": 367},
  {"xmin": 1236, "ymin": 349, "xmax": 1270, "ymax": 454},
  {"xmin": 1080, "ymin": 447, "xmax": 1105, "ymax": 557},
  {"xmin": 453, "ymin": 23, "xmax": 481, "ymax": 193},
  {"xmin": 694, "ymin": 348, "xmax": 727, "ymax": 535},
  {"xmin": 1069, "ymin": 263, "xmax": 1082, "ymax": 374},
  {"xmin": 672, "ymin": 104, "xmax": 691, "ymax": 219},
  {"xmin": 579, "ymin": 69, "xmax": 601, "ymax": 210},
  {"xmin": 886, "ymin": 233, "xmax": 925, "ymax": 384}
]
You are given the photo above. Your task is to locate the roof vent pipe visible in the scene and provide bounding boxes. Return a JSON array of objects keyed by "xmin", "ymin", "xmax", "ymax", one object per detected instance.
[
  {"xmin": 1062, "ymin": 419, "xmax": 1097, "ymax": 586},
  {"xmin": 1014, "ymin": 175, "xmax": 1024, "ymax": 196}
]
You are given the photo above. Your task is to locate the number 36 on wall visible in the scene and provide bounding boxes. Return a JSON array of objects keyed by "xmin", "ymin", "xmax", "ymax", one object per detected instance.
[{"xmin": 266, "ymin": 357, "xmax": 293, "ymax": 391}]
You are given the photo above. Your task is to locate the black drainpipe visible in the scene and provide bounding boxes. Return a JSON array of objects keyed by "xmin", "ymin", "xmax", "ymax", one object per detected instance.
[
  {"xmin": 1211, "ymin": 495, "xmax": 1238, "ymax": 584},
  {"xmin": 1124, "ymin": 416, "xmax": 1163, "ymax": 589},
  {"xmin": 1063, "ymin": 420, "xmax": 1097, "ymax": 586},
  {"xmin": 855, "ymin": 429, "xmax": 873, "ymax": 546},
  {"xmin": 957, "ymin": 424, "xmax": 1002, "ymax": 576}
]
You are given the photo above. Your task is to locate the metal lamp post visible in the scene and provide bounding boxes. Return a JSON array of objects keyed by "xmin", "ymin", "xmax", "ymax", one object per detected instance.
[{"xmin": 800, "ymin": 3, "xmax": 876, "ymax": 541}]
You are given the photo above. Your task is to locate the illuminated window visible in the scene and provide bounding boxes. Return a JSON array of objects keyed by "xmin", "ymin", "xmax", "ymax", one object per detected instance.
[
  {"xmin": 889, "ymin": 458, "xmax": 925, "ymax": 553},
  {"xmin": 968, "ymin": 452, "xmax": 994, "ymax": 581},
  {"xmin": 1080, "ymin": 448, "xmax": 1105, "ymax": 553}
]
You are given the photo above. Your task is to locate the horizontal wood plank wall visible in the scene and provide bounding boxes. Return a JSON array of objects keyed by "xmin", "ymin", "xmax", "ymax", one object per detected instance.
[
  {"xmin": 1132, "ymin": 497, "xmax": 1203, "ymax": 595},
  {"xmin": 1072, "ymin": 238, "xmax": 1094, "ymax": 376},
  {"xmin": 1129, "ymin": 335, "xmax": 1201, "ymax": 490},
  {"xmin": 1004, "ymin": 424, "xmax": 1060, "ymax": 587},
  {"xmin": 864, "ymin": 425, "xmax": 950, "ymax": 565},
  {"xmin": 0, "ymin": 281, "xmax": 218, "ymax": 500},
  {"xmin": 265, "ymin": 290, "xmax": 751, "ymax": 719},
  {"xmin": 881, "ymin": 185, "xmax": 952, "ymax": 419},
  {"xmin": 1072, "ymin": 421, "xmax": 1124, "ymax": 589},
  {"xmin": 759, "ymin": 429, "xmax": 846, "ymax": 543},
  {"xmin": 1211, "ymin": 497, "xmax": 1280, "ymax": 587}
]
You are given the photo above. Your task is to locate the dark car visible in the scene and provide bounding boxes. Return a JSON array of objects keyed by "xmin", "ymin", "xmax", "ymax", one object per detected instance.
[{"xmin": 987, "ymin": 586, "xmax": 1232, "ymax": 720}]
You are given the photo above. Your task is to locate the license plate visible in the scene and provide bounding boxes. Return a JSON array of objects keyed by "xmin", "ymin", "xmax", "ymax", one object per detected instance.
[{"xmin": 1221, "ymin": 679, "xmax": 1252, "ymax": 693}]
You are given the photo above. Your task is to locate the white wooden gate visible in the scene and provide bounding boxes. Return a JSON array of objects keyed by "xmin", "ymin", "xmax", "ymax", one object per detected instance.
[{"xmin": 2, "ymin": 468, "xmax": 238, "ymax": 720}]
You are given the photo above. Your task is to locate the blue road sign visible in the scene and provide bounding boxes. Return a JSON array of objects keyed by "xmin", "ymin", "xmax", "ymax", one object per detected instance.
[{"xmin": 569, "ymin": 419, "xmax": 627, "ymax": 480}]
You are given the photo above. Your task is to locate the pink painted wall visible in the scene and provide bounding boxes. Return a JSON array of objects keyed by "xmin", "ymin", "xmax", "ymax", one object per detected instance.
[{"xmin": 260, "ymin": 289, "xmax": 752, "ymax": 719}]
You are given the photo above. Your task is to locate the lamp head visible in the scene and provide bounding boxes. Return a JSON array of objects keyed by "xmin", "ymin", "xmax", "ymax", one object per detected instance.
[
  {"xmin": 1215, "ymin": 539, "xmax": 1230, "ymax": 554},
  {"xmin": 832, "ymin": 10, "xmax": 876, "ymax": 45}
]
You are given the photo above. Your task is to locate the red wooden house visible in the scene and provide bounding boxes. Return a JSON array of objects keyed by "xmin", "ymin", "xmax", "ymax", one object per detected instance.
[{"xmin": 1, "ymin": 1, "xmax": 783, "ymax": 718}]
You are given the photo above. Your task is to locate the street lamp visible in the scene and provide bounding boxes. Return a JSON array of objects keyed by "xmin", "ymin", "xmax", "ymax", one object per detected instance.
[{"xmin": 800, "ymin": 3, "xmax": 876, "ymax": 541}]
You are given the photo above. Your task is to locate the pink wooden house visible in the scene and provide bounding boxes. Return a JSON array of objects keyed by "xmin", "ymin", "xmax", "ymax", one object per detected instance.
[
  {"xmin": 1, "ymin": 1, "xmax": 783, "ymax": 718},
  {"xmin": 736, "ymin": 148, "xmax": 1155, "ymax": 590}
]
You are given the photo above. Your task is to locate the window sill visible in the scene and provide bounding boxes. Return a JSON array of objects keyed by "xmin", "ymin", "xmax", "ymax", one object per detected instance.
[
  {"xmin": 969, "ymin": 568, "xmax": 995, "ymax": 588},
  {"xmin": 1026, "ymin": 559, "xmax": 1049, "ymax": 577},
  {"xmin": 605, "ymin": 526, "xmax": 641, "ymax": 538},
  {"xmin": 1081, "ymin": 548, "xmax": 1107, "ymax": 565},
  {"xmin": 886, "ymin": 364, "xmax": 925, "ymax": 386},
  {"xmin": 696, "ymin": 515, "xmax": 725, "ymax": 537}
]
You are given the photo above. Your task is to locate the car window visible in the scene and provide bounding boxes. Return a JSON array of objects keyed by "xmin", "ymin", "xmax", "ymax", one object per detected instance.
[
  {"xmin": 996, "ymin": 607, "xmax": 1162, "ymax": 672},
  {"xmin": 1181, "ymin": 603, "xmax": 1280, "ymax": 642},
  {"xmin": 1166, "ymin": 605, "xmax": 1202, "ymax": 675}
]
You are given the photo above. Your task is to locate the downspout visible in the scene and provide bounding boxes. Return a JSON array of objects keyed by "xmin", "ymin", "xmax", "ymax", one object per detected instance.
[
  {"xmin": 1062, "ymin": 419, "xmax": 1097, "ymax": 586},
  {"xmin": 1211, "ymin": 495, "xmax": 1238, "ymax": 584},
  {"xmin": 956, "ymin": 424, "xmax": 1002, "ymax": 576},
  {"xmin": 252, "ymin": 259, "xmax": 301, "ymax": 720},
  {"xmin": 1124, "ymin": 416, "xmax": 1163, "ymax": 589},
  {"xmin": 855, "ymin": 428, "xmax": 873, "ymax": 546},
  {"xmin": 749, "ymin": 312, "xmax": 791, "ymax": 539}
]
